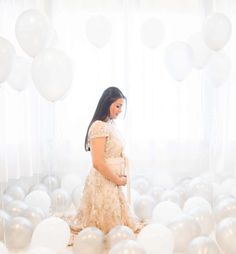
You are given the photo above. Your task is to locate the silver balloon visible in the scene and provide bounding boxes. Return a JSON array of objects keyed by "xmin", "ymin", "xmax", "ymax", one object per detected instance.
[
  {"xmin": 72, "ymin": 185, "xmax": 83, "ymax": 209},
  {"xmin": 109, "ymin": 240, "xmax": 146, "ymax": 254},
  {"xmin": 0, "ymin": 209, "xmax": 11, "ymax": 241},
  {"xmin": 133, "ymin": 195, "xmax": 155, "ymax": 221},
  {"xmin": 214, "ymin": 197, "xmax": 236, "ymax": 223},
  {"xmin": 51, "ymin": 188, "xmax": 71, "ymax": 213},
  {"xmin": 107, "ymin": 225, "xmax": 136, "ymax": 249},
  {"xmin": 73, "ymin": 227, "xmax": 104, "ymax": 254},
  {"xmin": 188, "ymin": 207, "xmax": 215, "ymax": 235},
  {"xmin": 15, "ymin": 176, "xmax": 35, "ymax": 194},
  {"xmin": 29, "ymin": 183, "xmax": 49, "ymax": 193},
  {"xmin": 212, "ymin": 194, "xmax": 234, "ymax": 208},
  {"xmin": 149, "ymin": 186, "xmax": 165, "ymax": 203},
  {"xmin": 0, "ymin": 195, "xmax": 13, "ymax": 210},
  {"xmin": 41, "ymin": 175, "xmax": 60, "ymax": 192},
  {"xmin": 215, "ymin": 217, "xmax": 236, "ymax": 254},
  {"xmin": 23, "ymin": 207, "xmax": 46, "ymax": 228},
  {"xmin": 132, "ymin": 176, "xmax": 150, "ymax": 195},
  {"xmin": 5, "ymin": 216, "xmax": 33, "ymax": 251},
  {"xmin": 161, "ymin": 190, "xmax": 182, "ymax": 206},
  {"xmin": 168, "ymin": 214, "xmax": 201, "ymax": 252},
  {"xmin": 186, "ymin": 177, "xmax": 213, "ymax": 203},
  {"xmin": 187, "ymin": 236, "xmax": 220, "ymax": 254},
  {"xmin": 6, "ymin": 200, "xmax": 28, "ymax": 217},
  {"xmin": 4, "ymin": 185, "xmax": 25, "ymax": 200},
  {"xmin": 212, "ymin": 194, "xmax": 233, "ymax": 208},
  {"xmin": 174, "ymin": 185, "xmax": 188, "ymax": 205}
]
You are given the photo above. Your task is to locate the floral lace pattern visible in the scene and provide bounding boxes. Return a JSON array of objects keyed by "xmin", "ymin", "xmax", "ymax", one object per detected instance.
[
  {"xmin": 69, "ymin": 120, "xmax": 138, "ymax": 233},
  {"xmin": 88, "ymin": 120, "xmax": 125, "ymax": 159}
]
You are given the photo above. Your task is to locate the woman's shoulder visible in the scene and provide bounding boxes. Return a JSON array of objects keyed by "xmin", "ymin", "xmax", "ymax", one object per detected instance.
[
  {"xmin": 89, "ymin": 120, "xmax": 109, "ymax": 138},
  {"xmin": 90, "ymin": 120, "xmax": 107, "ymax": 128}
]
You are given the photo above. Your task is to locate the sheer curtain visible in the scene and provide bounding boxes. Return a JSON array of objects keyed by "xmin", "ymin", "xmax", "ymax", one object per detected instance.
[{"xmin": 0, "ymin": 0, "xmax": 236, "ymax": 187}]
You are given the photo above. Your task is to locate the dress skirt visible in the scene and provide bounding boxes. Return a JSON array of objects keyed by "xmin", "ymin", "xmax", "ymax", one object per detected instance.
[{"xmin": 70, "ymin": 157, "xmax": 137, "ymax": 234}]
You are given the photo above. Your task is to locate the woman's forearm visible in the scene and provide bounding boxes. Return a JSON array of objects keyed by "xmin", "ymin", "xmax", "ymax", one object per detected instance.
[{"xmin": 93, "ymin": 161, "xmax": 120, "ymax": 184}]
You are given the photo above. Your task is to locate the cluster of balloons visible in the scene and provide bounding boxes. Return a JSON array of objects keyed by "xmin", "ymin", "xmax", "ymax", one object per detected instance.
[
  {"xmin": 1, "ymin": 172, "xmax": 236, "ymax": 253},
  {"xmin": 0, "ymin": 173, "xmax": 82, "ymax": 252},
  {"xmin": 15, "ymin": 9, "xmax": 73, "ymax": 102},
  {"xmin": 0, "ymin": 9, "xmax": 73, "ymax": 102},
  {"xmin": 1, "ymin": 9, "xmax": 232, "ymax": 100},
  {"xmin": 164, "ymin": 12, "xmax": 231, "ymax": 85},
  {"xmin": 126, "ymin": 174, "xmax": 236, "ymax": 254}
]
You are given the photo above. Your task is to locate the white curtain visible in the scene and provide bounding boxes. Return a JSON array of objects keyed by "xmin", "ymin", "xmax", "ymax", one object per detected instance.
[{"xmin": 0, "ymin": 0, "xmax": 236, "ymax": 187}]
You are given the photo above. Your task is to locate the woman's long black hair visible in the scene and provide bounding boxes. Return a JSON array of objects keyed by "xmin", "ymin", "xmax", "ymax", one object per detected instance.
[{"xmin": 84, "ymin": 86, "xmax": 126, "ymax": 151}]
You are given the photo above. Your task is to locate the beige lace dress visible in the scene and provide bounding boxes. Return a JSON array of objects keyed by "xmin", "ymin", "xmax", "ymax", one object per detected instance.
[{"xmin": 69, "ymin": 120, "xmax": 138, "ymax": 234}]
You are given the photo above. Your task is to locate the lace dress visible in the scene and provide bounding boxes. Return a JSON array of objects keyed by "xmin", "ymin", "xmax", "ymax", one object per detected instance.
[{"xmin": 69, "ymin": 120, "xmax": 138, "ymax": 234}]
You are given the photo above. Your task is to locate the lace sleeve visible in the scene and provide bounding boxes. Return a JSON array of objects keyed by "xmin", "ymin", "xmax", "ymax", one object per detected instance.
[{"xmin": 89, "ymin": 120, "xmax": 109, "ymax": 139}]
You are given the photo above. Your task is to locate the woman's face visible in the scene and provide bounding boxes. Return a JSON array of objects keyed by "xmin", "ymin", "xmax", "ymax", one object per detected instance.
[{"xmin": 109, "ymin": 98, "xmax": 124, "ymax": 119}]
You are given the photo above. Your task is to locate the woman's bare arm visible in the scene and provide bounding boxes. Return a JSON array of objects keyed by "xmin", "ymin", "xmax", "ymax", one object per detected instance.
[{"xmin": 90, "ymin": 137, "xmax": 127, "ymax": 186}]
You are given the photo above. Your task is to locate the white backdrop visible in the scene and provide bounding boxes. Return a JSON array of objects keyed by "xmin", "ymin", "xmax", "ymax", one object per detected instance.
[{"xmin": 0, "ymin": 0, "xmax": 236, "ymax": 186}]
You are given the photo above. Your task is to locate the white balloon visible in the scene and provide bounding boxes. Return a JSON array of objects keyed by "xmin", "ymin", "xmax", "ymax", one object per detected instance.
[
  {"xmin": 0, "ymin": 209, "xmax": 11, "ymax": 241},
  {"xmin": 214, "ymin": 198, "xmax": 236, "ymax": 223},
  {"xmin": 219, "ymin": 178, "xmax": 236, "ymax": 196},
  {"xmin": 41, "ymin": 175, "xmax": 60, "ymax": 192},
  {"xmin": 30, "ymin": 184, "xmax": 49, "ymax": 193},
  {"xmin": 0, "ymin": 195, "xmax": 13, "ymax": 210},
  {"xmin": 168, "ymin": 214, "xmax": 201, "ymax": 252},
  {"xmin": 188, "ymin": 32, "xmax": 212, "ymax": 69},
  {"xmin": 24, "ymin": 190, "xmax": 51, "ymax": 214},
  {"xmin": 215, "ymin": 217, "xmax": 236, "ymax": 254},
  {"xmin": 152, "ymin": 201, "xmax": 182, "ymax": 225},
  {"xmin": 213, "ymin": 194, "xmax": 233, "ymax": 208},
  {"xmin": 61, "ymin": 174, "xmax": 82, "ymax": 195},
  {"xmin": 173, "ymin": 185, "xmax": 187, "ymax": 207},
  {"xmin": 187, "ymin": 236, "xmax": 221, "ymax": 254},
  {"xmin": 140, "ymin": 18, "xmax": 165, "ymax": 49},
  {"xmin": 137, "ymin": 223, "xmax": 174, "ymax": 254},
  {"xmin": 73, "ymin": 227, "xmax": 104, "ymax": 254},
  {"xmin": 6, "ymin": 200, "xmax": 28, "ymax": 217},
  {"xmin": 107, "ymin": 225, "xmax": 136, "ymax": 249},
  {"xmin": 187, "ymin": 207, "xmax": 215, "ymax": 235},
  {"xmin": 31, "ymin": 217, "xmax": 70, "ymax": 251},
  {"xmin": 5, "ymin": 185, "xmax": 25, "ymax": 200},
  {"xmin": 72, "ymin": 185, "xmax": 83, "ymax": 209},
  {"xmin": 132, "ymin": 176, "xmax": 150, "ymax": 195},
  {"xmin": 15, "ymin": 9, "xmax": 53, "ymax": 57},
  {"xmin": 133, "ymin": 195, "xmax": 155, "ymax": 221},
  {"xmin": 51, "ymin": 188, "xmax": 71, "ymax": 213},
  {"xmin": 204, "ymin": 52, "xmax": 231, "ymax": 87},
  {"xmin": 149, "ymin": 185, "xmax": 165, "ymax": 203},
  {"xmin": 0, "ymin": 37, "xmax": 15, "ymax": 83},
  {"xmin": 186, "ymin": 177, "xmax": 213, "ymax": 203},
  {"xmin": 5, "ymin": 217, "xmax": 33, "ymax": 251},
  {"xmin": 109, "ymin": 240, "xmax": 146, "ymax": 254},
  {"xmin": 32, "ymin": 48, "xmax": 73, "ymax": 102},
  {"xmin": 23, "ymin": 207, "xmax": 46, "ymax": 229},
  {"xmin": 8, "ymin": 56, "xmax": 31, "ymax": 91},
  {"xmin": 183, "ymin": 197, "xmax": 212, "ymax": 214},
  {"xmin": 161, "ymin": 190, "xmax": 182, "ymax": 207},
  {"xmin": 86, "ymin": 15, "xmax": 112, "ymax": 48},
  {"xmin": 203, "ymin": 12, "xmax": 232, "ymax": 51},
  {"xmin": 165, "ymin": 41, "xmax": 193, "ymax": 81}
]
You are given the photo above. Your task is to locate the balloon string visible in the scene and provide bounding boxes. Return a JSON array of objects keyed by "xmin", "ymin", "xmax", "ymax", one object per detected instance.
[{"xmin": 125, "ymin": 156, "xmax": 131, "ymax": 204}]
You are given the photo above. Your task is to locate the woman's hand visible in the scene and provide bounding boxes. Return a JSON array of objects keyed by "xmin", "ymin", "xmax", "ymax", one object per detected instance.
[{"xmin": 117, "ymin": 175, "xmax": 127, "ymax": 186}]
